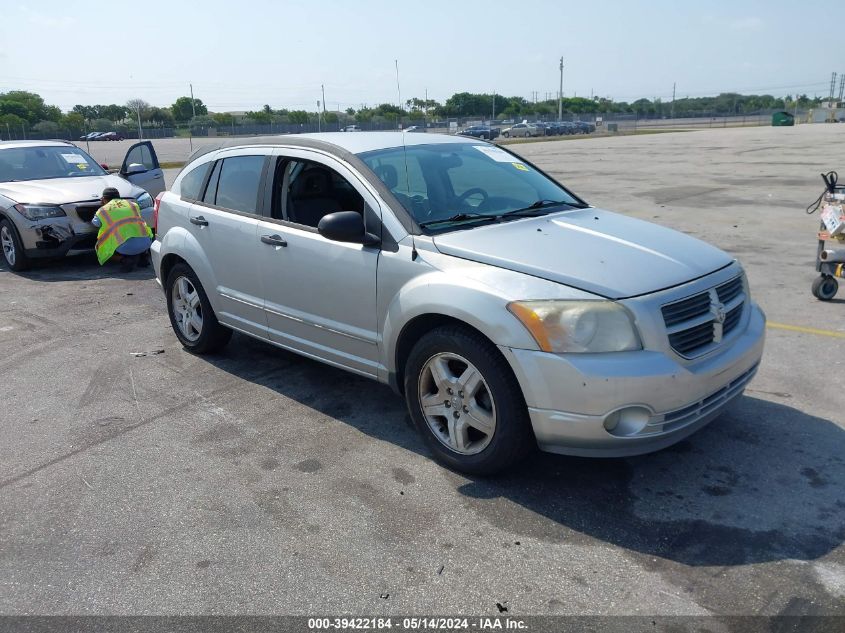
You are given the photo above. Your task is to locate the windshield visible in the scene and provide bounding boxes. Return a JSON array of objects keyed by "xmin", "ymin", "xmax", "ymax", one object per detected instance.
[
  {"xmin": 358, "ymin": 142, "xmax": 584, "ymax": 231},
  {"xmin": 0, "ymin": 145, "xmax": 106, "ymax": 182}
]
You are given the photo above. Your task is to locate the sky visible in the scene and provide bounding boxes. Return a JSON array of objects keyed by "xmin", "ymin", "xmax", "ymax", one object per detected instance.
[{"xmin": 0, "ymin": 0, "xmax": 841, "ymax": 113}]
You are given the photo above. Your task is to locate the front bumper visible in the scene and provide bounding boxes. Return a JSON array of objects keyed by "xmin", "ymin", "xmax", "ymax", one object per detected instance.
[
  {"xmin": 19, "ymin": 205, "xmax": 154, "ymax": 259},
  {"xmin": 501, "ymin": 302, "xmax": 766, "ymax": 457}
]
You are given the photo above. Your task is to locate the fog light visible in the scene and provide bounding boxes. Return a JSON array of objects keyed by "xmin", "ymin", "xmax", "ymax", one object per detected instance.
[{"xmin": 603, "ymin": 407, "xmax": 651, "ymax": 437}]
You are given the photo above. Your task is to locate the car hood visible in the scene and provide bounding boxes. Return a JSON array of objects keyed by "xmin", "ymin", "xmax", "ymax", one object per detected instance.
[
  {"xmin": 431, "ymin": 208, "xmax": 733, "ymax": 299},
  {"xmin": 0, "ymin": 175, "xmax": 143, "ymax": 205}
]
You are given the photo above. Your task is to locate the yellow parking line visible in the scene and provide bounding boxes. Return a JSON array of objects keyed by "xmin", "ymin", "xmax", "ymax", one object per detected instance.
[{"xmin": 767, "ymin": 322, "xmax": 845, "ymax": 339}]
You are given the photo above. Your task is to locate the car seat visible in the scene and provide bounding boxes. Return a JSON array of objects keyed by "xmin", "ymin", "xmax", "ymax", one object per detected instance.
[{"xmin": 289, "ymin": 167, "xmax": 341, "ymax": 227}]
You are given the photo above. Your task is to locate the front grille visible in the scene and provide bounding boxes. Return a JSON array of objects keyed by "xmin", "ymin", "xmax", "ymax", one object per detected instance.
[
  {"xmin": 661, "ymin": 292, "xmax": 710, "ymax": 327},
  {"xmin": 661, "ymin": 275, "xmax": 746, "ymax": 357},
  {"xmin": 717, "ymin": 276, "xmax": 743, "ymax": 304},
  {"xmin": 73, "ymin": 204, "xmax": 100, "ymax": 223}
]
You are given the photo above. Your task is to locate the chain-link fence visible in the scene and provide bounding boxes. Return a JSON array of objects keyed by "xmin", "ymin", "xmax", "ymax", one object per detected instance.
[{"xmin": 0, "ymin": 108, "xmax": 819, "ymax": 143}]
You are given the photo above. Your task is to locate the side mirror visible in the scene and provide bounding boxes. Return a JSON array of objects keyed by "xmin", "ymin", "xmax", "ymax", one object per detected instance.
[
  {"xmin": 318, "ymin": 211, "xmax": 379, "ymax": 246},
  {"xmin": 125, "ymin": 163, "xmax": 147, "ymax": 176},
  {"xmin": 100, "ymin": 163, "xmax": 109, "ymax": 170}
]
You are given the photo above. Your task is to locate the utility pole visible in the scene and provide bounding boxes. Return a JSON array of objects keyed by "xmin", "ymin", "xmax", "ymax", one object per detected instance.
[
  {"xmin": 395, "ymin": 59, "xmax": 402, "ymax": 109},
  {"xmin": 839, "ymin": 74, "xmax": 845, "ymax": 102},
  {"xmin": 321, "ymin": 84, "xmax": 327, "ymax": 121},
  {"xmin": 671, "ymin": 82, "xmax": 676, "ymax": 119},
  {"xmin": 492, "ymin": 89, "xmax": 496, "ymax": 124},
  {"xmin": 558, "ymin": 57, "xmax": 564, "ymax": 121},
  {"xmin": 189, "ymin": 83, "xmax": 197, "ymax": 118},
  {"xmin": 317, "ymin": 100, "xmax": 321, "ymax": 133},
  {"xmin": 830, "ymin": 72, "xmax": 837, "ymax": 100}
]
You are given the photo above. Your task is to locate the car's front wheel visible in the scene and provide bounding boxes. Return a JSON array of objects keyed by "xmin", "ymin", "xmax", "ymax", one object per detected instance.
[
  {"xmin": 502, "ymin": 131, "xmax": 509, "ymax": 138},
  {"xmin": 0, "ymin": 219, "xmax": 30, "ymax": 272},
  {"xmin": 166, "ymin": 263, "xmax": 232, "ymax": 354},
  {"xmin": 404, "ymin": 326, "xmax": 534, "ymax": 475}
]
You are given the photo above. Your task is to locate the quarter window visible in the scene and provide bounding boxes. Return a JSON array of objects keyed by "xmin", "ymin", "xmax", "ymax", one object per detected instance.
[{"xmin": 179, "ymin": 162, "xmax": 211, "ymax": 200}]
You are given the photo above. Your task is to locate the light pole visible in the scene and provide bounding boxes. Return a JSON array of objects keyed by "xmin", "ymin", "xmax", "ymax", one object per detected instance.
[{"xmin": 558, "ymin": 57, "xmax": 564, "ymax": 121}]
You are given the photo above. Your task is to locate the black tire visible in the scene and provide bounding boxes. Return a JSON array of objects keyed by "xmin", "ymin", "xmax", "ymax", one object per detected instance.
[
  {"xmin": 0, "ymin": 218, "xmax": 30, "ymax": 272},
  {"xmin": 165, "ymin": 263, "xmax": 232, "ymax": 354},
  {"xmin": 812, "ymin": 275, "xmax": 839, "ymax": 301},
  {"xmin": 404, "ymin": 326, "xmax": 535, "ymax": 475},
  {"xmin": 503, "ymin": 131, "xmax": 510, "ymax": 138}
]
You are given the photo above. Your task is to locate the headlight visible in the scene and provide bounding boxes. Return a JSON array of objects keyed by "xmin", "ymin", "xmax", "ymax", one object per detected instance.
[
  {"xmin": 136, "ymin": 192, "xmax": 153, "ymax": 209},
  {"xmin": 508, "ymin": 300, "xmax": 642, "ymax": 353},
  {"xmin": 13, "ymin": 204, "xmax": 66, "ymax": 220}
]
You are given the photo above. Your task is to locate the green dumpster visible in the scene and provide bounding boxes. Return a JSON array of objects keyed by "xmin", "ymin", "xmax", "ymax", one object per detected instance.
[{"xmin": 772, "ymin": 111, "xmax": 794, "ymax": 126}]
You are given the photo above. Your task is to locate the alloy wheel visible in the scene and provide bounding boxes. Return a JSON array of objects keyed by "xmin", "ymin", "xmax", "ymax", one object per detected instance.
[
  {"xmin": 1, "ymin": 225, "xmax": 15, "ymax": 266},
  {"xmin": 171, "ymin": 275, "xmax": 203, "ymax": 342},
  {"xmin": 417, "ymin": 352, "xmax": 496, "ymax": 455}
]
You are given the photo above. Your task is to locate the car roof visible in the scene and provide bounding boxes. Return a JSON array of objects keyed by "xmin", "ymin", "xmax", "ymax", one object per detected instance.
[
  {"xmin": 0, "ymin": 139, "xmax": 76, "ymax": 150},
  {"xmin": 189, "ymin": 131, "xmax": 479, "ymax": 162}
]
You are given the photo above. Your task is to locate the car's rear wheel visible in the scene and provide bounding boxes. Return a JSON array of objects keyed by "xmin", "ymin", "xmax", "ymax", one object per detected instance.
[
  {"xmin": 0, "ymin": 219, "xmax": 30, "ymax": 272},
  {"xmin": 503, "ymin": 131, "xmax": 509, "ymax": 138},
  {"xmin": 404, "ymin": 326, "xmax": 534, "ymax": 475},
  {"xmin": 166, "ymin": 263, "xmax": 232, "ymax": 354}
]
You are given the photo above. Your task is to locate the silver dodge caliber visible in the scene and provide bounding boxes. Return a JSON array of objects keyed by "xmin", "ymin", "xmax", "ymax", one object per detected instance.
[{"xmin": 151, "ymin": 133, "xmax": 765, "ymax": 474}]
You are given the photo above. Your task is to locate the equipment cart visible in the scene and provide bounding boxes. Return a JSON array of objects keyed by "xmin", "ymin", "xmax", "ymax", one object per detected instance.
[{"xmin": 811, "ymin": 172, "xmax": 845, "ymax": 301}]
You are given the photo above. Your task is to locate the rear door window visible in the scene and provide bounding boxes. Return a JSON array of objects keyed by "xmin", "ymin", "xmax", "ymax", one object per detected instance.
[{"xmin": 202, "ymin": 155, "xmax": 265, "ymax": 214}]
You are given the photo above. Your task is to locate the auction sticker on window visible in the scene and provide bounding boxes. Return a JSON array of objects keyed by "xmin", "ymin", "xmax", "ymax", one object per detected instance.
[
  {"xmin": 512, "ymin": 163, "xmax": 530, "ymax": 171},
  {"xmin": 61, "ymin": 153, "xmax": 86, "ymax": 164},
  {"xmin": 473, "ymin": 146, "xmax": 516, "ymax": 162}
]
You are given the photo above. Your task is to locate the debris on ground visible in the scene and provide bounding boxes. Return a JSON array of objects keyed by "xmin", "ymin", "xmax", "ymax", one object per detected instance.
[{"xmin": 130, "ymin": 349, "xmax": 165, "ymax": 357}]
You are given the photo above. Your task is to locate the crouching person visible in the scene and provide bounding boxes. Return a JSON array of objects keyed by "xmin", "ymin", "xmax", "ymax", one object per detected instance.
[{"xmin": 92, "ymin": 187, "xmax": 153, "ymax": 272}]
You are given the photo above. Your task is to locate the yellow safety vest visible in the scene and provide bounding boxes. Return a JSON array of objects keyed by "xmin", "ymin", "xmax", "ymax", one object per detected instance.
[{"xmin": 94, "ymin": 198, "xmax": 152, "ymax": 265}]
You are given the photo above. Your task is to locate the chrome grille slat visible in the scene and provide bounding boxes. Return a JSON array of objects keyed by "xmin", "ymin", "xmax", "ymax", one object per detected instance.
[
  {"xmin": 661, "ymin": 293, "xmax": 710, "ymax": 326},
  {"xmin": 661, "ymin": 275, "xmax": 746, "ymax": 357}
]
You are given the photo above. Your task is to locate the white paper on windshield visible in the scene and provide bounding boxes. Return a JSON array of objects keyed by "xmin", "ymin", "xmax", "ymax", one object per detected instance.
[
  {"xmin": 61, "ymin": 153, "xmax": 86, "ymax": 164},
  {"xmin": 473, "ymin": 146, "xmax": 516, "ymax": 162}
]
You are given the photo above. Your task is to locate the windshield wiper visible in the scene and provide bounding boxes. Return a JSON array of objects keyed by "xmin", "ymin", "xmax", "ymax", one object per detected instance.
[
  {"xmin": 499, "ymin": 199, "xmax": 584, "ymax": 218},
  {"xmin": 418, "ymin": 213, "xmax": 499, "ymax": 228}
]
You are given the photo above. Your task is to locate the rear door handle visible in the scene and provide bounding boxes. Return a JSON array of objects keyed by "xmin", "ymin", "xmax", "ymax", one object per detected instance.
[
  {"xmin": 261, "ymin": 234, "xmax": 287, "ymax": 247},
  {"xmin": 190, "ymin": 215, "xmax": 208, "ymax": 226}
]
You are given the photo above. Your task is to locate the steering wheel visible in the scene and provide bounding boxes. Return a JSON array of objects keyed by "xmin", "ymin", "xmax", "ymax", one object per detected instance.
[{"xmin": 457, "ymin": 187, "xmax": 489, "ymax": 207}]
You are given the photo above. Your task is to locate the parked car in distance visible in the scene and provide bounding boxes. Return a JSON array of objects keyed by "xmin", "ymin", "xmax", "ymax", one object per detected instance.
[
  {"xmin": 343, "ymin": 125, "xmax": 361, "ymax": 132},
  {"xmin": 573, "ymin": 121, "xmax": 596, "ymax": 134},
  {"xmin": 501, "ymin": 122, "xmax": 538, "ymax": 138},
  {"xmin": 98, "ymin": 131, "xmax": 125, "ymax": 141},
  {"xmin": 151, "ymin": 132, "xmax": 765, "ymax": 474},
  {"xmin": 403, "ymin": 126, "xmax": 427, "ymax": 133},
  {"xmin": 458, "ymin": 125, "xmax": 500, "ymax": 140},
  {"xmin": 79, "ymin": 132, "xmax": 101, "ymax": 141},
  {"xmin": 0, "ymin": 140, "xmax": 165, "ymax": 271}
]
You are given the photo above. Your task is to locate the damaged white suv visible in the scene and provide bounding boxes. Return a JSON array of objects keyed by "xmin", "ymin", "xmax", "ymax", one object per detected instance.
[{"xmin": 0, "ymin": 140, "xmax": 164, "ymax": 271}]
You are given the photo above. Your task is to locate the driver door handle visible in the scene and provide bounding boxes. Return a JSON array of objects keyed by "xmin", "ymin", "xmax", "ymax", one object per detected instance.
[
  {"xmin": 261, "ymin": 234, "xmax": 287, "ymax": 247},
  {"xmin": 189, "ymin": 215, "xmax": 208, "ymax": 226}
]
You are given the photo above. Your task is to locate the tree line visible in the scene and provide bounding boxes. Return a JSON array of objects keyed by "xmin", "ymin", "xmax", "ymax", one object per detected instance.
[{"xmin": 0, "ymin": 89, "xmax": 831, "ymax": 138}]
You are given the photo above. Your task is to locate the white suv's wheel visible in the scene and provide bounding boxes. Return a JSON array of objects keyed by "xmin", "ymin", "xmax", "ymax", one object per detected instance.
[{"xmin": 0, "ymin": 219, "xmax": 30, "ymax": 272}]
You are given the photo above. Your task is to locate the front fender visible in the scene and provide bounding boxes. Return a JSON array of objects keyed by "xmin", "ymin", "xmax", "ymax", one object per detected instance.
[{"xmin": 380, "ymin": 269, "xmax": 540, "ymax": 379}]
